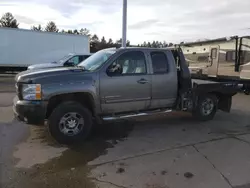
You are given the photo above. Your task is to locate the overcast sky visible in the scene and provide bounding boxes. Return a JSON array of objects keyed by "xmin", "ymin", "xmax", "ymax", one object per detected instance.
[{"xmin": 0, "ymin": 0, "xmax": 250, "ymax": 44}]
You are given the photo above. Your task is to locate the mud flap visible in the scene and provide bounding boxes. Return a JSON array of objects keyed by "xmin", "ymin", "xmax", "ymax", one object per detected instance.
[{"xmin": 218, "ymin": 96, "xmax": 232, "ymax": 112}]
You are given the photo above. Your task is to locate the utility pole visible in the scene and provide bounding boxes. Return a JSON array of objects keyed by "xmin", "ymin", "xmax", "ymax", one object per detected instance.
[{"xmin": 122, "ymin": 0, "xmax": 127, "ymax": 48}]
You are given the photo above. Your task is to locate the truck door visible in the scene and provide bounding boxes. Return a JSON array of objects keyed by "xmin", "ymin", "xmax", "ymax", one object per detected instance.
[
  {"xmin": 207, "ymin": 45, "xmax": 220, "ymax": 77},
  {"xmin": 99, "ymin": 51, "xmax": 151, "ymax": 114},
  {"xmin": 149, "ymin": 51, "xmax": 178, "ymax": 109}
]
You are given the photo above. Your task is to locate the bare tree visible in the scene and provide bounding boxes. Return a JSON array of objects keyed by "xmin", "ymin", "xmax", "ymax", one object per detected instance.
[
  {"xmin": 45, "ymin": 21, "xmax": 59, "ymax": 32},
  {"xmin": 67, "ymin": 30, "xmax": 73, "ymax": 34},
  {"xmin": 0, "ymin": 12, "xmax": 19, "ymax": 28},
  {"xmin": 31, "ymin": 24, "xmax": 42, "ymax": 31},
  {"xmin": 79, "ymin": 28, "xmax": 90, "ymax": 36},
  {"xmin": 168, "ymin": 42, "xmax": 174, "ymax": 47},
  {"xmin": 108, "ymin": 38, "xmax": 113, "ymax": 44},
  {"xmin": 91, "ymin": 34, "xmax": 99, "ymax": 43},
  {"xmin": 101, "ymin": 36, "xmax": 107, "ymax": 44},
  {"xmin": 73, "ymin": 29, "xmax": 79, "ymax": 34}
]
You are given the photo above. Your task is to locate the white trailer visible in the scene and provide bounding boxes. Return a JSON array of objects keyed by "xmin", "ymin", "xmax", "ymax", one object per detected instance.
[
  {"xmin": 0, "ymin": 27, "xmax": 90, "ymax": 72},
  {"xmin": 178, "ymin": 36, "xmax": 250, "ymax": 93}
]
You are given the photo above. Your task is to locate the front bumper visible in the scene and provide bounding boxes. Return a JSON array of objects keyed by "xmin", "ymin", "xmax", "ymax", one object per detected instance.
[{"xmin": 13, "ymin": 96, "xmax": 47, "ymax": 124}]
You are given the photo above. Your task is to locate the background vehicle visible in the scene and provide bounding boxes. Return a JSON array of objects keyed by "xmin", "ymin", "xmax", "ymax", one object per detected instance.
[
  {"xmin": 27, "ymin": 53, "xmax": 92, "ymax": 70},
  {"xmin": 14, "ymin": 47, "xmax": 238, "ymax": 143},
  {"xmin": 0, "ymin": 27, "xmax": 90, "ymax": 73},
  {"xmin": 179, "ymin": 36, "xmax": 250, "ymax": 94}
]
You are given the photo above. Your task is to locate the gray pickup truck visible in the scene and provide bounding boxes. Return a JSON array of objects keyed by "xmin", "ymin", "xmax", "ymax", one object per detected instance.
[{"xmin": 14, "ymin": 47, "xmax": 238, "ymax": 143}]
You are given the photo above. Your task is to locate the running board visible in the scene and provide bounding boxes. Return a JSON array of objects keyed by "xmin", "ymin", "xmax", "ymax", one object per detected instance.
[{"xmin": 102, "ymin": 109, "xmax": 172, "ymax": 121}]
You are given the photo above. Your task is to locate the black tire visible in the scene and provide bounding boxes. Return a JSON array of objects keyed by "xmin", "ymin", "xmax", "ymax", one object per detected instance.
[
  {"xmin": 48, "ymin": 101, "xmax": 92, "ymax": 144},
  {"xmin": 243, "ymin": 84, "xmax": 250, "ymax": 95},
  {"xmin": 244, "ymin": 90, "xmax": 250, "ymax": 95},
  {"xmin": 192, "ymin": 94, "xmax": 218, "ymax": 121}
]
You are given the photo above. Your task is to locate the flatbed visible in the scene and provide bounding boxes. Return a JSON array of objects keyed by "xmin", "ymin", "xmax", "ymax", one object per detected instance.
[{"xmin": 191, "ymin": 79, "xmax": 239, "ymax": 94}]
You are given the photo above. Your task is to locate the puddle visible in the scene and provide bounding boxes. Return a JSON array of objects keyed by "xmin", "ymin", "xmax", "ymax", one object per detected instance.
[{"xmin": 6, "ymin": 120, "xmax": 134, "ymax": 188}]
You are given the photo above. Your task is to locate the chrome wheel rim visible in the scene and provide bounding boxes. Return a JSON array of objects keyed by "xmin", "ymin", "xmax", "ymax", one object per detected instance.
[
  {"xmin": 201, "ymin": 98, "xmax": 214, "ymax": 116},
  {"xmin": 59, "ymin": 112, "xmax": 84, "ymax": 136}
]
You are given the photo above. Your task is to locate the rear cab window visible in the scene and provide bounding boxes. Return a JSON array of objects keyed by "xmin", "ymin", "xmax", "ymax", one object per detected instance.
[{"xmin": 150, "ymin": 51, "xmax": 169, "ymax": 74}]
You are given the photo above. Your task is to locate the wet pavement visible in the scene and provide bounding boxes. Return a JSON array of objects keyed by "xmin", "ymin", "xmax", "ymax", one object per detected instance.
[{"xmin": 0, "ymin": 77, "xmax": 250, "ymax": 188}]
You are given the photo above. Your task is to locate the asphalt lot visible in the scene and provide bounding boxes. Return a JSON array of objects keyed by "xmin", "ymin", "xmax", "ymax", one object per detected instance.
[{"xmin": 0, "ymin": 77, "xmax": 250, "ymax": 188}]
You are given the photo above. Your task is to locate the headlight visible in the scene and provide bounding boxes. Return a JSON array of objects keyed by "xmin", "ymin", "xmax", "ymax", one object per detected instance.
[{"xmin": 22, "ymin": 84, "xmax": 42, "ymax": 100}]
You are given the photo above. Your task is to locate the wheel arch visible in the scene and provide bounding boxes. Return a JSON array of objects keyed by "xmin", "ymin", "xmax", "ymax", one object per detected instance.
[{"xmin": 46, "ymin": 92, "xmax": 96, "ymax": 119}]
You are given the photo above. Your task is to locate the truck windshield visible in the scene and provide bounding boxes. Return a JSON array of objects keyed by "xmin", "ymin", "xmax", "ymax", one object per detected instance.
[{"xmin": 78, "ymin": 49, "xmax": 116, "ymax": 71}]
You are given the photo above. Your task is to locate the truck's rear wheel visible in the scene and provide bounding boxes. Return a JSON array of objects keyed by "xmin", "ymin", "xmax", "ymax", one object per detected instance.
[
  {"xmin": 193, "ymin": 94, "xmax": 217, "ymax": 121},
  {"xmin": 243, "ymin": 84, "xmax": 250, "ymax": 95},
  {"xmin": 48, "ymin": 101, "xmax": 92, "ymax": 144}
]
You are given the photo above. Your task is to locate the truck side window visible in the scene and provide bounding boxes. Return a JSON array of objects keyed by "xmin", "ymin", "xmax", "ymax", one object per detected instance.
[
  {"xmin": 68, "ymin": 56, "xmax": 79, "ymax": 65},
  {"xmin": 151, "ymin": 52, "xmax": 168, "ymax": 74},
  {"xmin": 108, "ymin": 51, "xmax": 147, "ymax": 75}
]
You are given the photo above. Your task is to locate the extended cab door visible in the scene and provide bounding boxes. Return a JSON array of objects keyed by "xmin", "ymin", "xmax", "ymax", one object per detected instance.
[
  {"xmin": 149, "ymin": 50, "xmax": 178, "ymax": 109},
  {"xmin": 99, "ymin": 50, "xmax": 151, "ymax": 114}
]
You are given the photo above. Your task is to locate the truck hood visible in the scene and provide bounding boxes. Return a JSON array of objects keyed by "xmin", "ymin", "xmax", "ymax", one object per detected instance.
[
  {"xmin": 28, "ymin": 62, "xmax": 62, "ymax": 70},
  {"xmin": 15, "ymin": 67, "xmax": 87, "ymax": 83}
]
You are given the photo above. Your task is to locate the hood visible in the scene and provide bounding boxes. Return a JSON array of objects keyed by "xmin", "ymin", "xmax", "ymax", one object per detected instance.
[
  {"xmin": 15, "ymin": 67, "xmax": 87, "ymax": 83},
  {"xmin": 28, "ymin": 62, "xmax": 62, "ymax": 70}
]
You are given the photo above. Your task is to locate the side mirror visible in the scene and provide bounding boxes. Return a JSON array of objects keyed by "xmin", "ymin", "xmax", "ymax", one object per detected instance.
[{"xmin": 107, "ymin": 64, "xmax": 123, "ymax": 76}]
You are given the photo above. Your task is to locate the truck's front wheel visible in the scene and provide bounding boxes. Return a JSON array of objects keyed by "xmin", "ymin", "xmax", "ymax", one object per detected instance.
[
  {"xmin": 48, "ymin": 101, "xmax": 92, "ymax": 144},
  {"xmin": 192, "ymin": 94, "xmax": 217, "ymax": 121}
]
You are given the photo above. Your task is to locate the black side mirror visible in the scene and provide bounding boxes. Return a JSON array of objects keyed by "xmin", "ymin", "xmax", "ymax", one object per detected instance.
[{"xmin": 107, "ymin": 64, "xmax": 123, "ymax": 76}]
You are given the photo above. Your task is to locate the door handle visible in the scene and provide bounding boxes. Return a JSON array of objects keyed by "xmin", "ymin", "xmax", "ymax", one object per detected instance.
[{"xmin": 137, "ymin": 78, "xmax": 149, "ymax": 84}]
